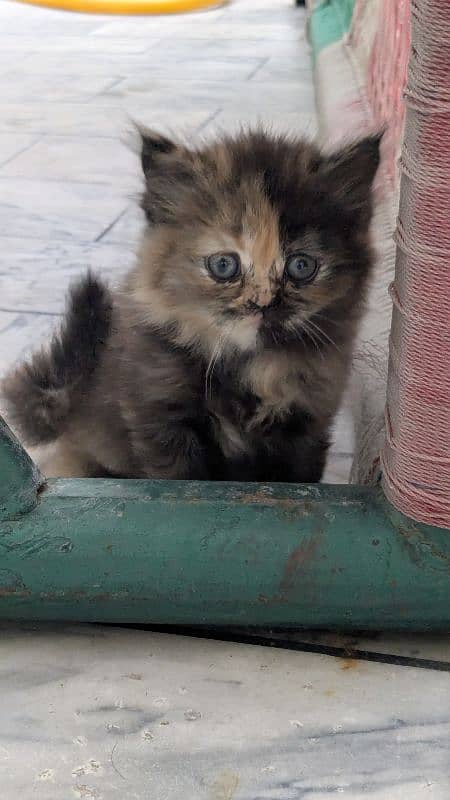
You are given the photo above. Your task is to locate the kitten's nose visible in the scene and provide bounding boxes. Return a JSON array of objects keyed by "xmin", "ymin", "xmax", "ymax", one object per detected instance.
[{"xmin": 247, "ymin": 294, "xmax": 281, "ymax": 314}]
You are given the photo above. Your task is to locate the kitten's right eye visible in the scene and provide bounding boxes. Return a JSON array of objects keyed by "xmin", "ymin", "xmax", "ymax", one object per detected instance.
[{"xmin": 206, "ymin": 252, "xmax": 241, "ymax": 283}]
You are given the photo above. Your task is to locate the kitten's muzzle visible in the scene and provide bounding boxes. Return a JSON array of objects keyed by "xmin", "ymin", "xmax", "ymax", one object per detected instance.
[{"xmin": 245, "ymin": 293, "xmax": 282, "ymax": 318}]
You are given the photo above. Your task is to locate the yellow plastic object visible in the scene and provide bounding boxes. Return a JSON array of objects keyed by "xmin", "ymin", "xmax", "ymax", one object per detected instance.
[{"xmin": 14, "ymin": 0, "xmax": 223, "ymax": 15}]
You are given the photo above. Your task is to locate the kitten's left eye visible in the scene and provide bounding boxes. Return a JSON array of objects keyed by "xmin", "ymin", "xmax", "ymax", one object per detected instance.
[
  {"xmin": 284, "ymin": 253, "xmax": 319, "ymax": 285},
  {"xmin": 206, "ymin": 252, "xmax": 241, "ymax": 283}
]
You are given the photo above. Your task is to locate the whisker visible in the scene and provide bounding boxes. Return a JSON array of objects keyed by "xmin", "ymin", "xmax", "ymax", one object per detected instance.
[
  {"xmin": 205, "ymin": 338, "xmax": 223, "ymax": 401},
  {"xmin": 204, "ymin": 322, "xmax": 234, "ymax": 401},
  {"xmin": 303, "ymin": 322, "xmax": 325, "ymax": 360},
  {"xmin": 307, "ymin": 317, "xmax": 341, "ymax": 352},
  {"xmin": 313, "ymin": 312, "xmax": 344, "ymax": 328},
  {"xmin": 290, "ymin": 319, "xmax": 325, "ymax": 360}
]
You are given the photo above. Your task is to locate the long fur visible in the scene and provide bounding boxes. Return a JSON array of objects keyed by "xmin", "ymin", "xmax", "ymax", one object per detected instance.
[{"xmin": 3, "ymin": 273, "xmax": 112, "ymax": 446}]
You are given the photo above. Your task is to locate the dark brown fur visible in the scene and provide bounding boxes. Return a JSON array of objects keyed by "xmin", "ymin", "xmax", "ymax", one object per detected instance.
[{"xmin": 3, "ymin": 129, "xmax": 380, "ymax": 480}]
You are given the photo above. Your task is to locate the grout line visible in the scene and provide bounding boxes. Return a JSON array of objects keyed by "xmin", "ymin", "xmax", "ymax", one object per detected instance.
[
  {"xmin": 94, "ymin": 206, "xmax": 129, "ymax": 243},
  {"xmin": 0, "ymin": 175, "xmax": 137, "ymax": 190},
  {"xmin": 0, "ymin": 134, "xmax": 44, "ymax": 169},
  {"xmin": 25, "ymin": 133, "xmax": 127, "ymax": 142},
  {"xmin": 0, "ymin": 307, "xmax": 62, "ymax": 317},
  {"xmin": 89, "ymin": 76, "xmax": 124, "ymax": 101},
  {"xmin": 246, "ymin": 56, "xmax": 269, "ymax": 81},
  {"xmin": 196, "ymin": 108, "xmax": 222, "ymax": 134}
]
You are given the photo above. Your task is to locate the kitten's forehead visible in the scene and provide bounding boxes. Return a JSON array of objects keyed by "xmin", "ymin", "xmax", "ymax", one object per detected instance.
[
  {"xmin": 241, "ymin": 193, "xmax": 281, "ymax": 273},
  {"xmin": 200, "ymin": 191, "xmax": 281, "ymax": 274}
]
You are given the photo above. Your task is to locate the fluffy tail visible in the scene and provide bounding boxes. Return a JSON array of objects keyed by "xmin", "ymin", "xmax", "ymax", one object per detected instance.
[{"xmin": 3, "ymin": 272, "xmax": 113, "ymax": 446}]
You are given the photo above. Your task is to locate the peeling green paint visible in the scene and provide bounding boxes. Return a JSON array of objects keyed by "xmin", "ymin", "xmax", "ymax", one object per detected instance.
[{"xmin": 1, "ymin": 414, "xmax": 449, "ymax": 629}]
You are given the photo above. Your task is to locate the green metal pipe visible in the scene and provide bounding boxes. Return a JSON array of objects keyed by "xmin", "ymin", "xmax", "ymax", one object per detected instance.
[{"xmin": 1, "ymin": 474, "xmax": 449, "ymax": 630}]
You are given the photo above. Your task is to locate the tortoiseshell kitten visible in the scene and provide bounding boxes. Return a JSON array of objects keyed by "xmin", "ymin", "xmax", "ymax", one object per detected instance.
[{"xmin": 3, "ymin": 128, "xmax": 380, "ymax": 481}]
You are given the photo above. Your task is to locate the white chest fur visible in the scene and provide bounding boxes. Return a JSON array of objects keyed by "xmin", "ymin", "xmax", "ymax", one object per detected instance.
[{"xmin": 244, "ymin": 351, "xmax": 307, "ymax": 419}]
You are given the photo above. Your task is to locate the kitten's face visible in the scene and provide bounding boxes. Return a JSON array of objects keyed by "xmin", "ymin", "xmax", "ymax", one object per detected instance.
[{"xmin": 135, "ymin": 129, "xmax": 380, "ymax": 356}]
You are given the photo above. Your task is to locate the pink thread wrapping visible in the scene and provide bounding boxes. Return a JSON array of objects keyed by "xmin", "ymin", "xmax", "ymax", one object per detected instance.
[
  {"xmin": 380, "ymin": 0, "xmax": 450, "ymax": 528},
  {"xmin": 366, "ymin": 0, "xmax": 411, "ymax": 187}
]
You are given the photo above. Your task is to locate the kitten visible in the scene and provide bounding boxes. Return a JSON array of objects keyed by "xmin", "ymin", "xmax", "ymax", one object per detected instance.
[{"xmin": 3, "ymin": 128, "xmax": 380, "ymax": 481}]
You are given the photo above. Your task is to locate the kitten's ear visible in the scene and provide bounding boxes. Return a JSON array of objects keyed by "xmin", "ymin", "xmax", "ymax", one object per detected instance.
[
  {"xmin": 321, "ymin": 133, "xmax": 382, "ymax": 219},
  {"xmin": 139, "ymin": 129, "xmax": 178, "ymax": 176}
]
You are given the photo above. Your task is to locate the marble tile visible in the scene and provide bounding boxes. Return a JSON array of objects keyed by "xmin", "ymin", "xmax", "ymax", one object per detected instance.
[
  {"xmin": 94, "ymin": 19, "xmax": 304, "ymax": 41},
  {"xmin": 0, "ymin": 133, "xmax": 40, "ymax": 167},
  {"xmin": 0, "ymin": 178, "xmax": 127, "ymax": 243},
  {"xmin": 0, "ymin": 237, "xmax": 136, "ymax": 315},
  {"xmin": 50, "ymin": 54, "xmax": 264, "ymax": 83},
  {"xmin": 100, "ymin": 205, "xmax": 144, "ymax": 245},
  {"xmin": 90, "ymin": 8, "xmax": 227, "ymax": 39},
  {"xmin": 0, "ymin": 71, "xmax": 118, "ymax": 104},
  {"xmin": 127, "ymin": 55, "xmax": 264, "ymax": 83},
  {"xmin": 224, "ymin": 5, "xmax": 306, "ymax": 26},
  {"xmin": 251, "ymin": 57, "xmax": 313, "ymax": 84},
  {"xmin": 98, "ymin": 78, "xmax": 315, "ymax": 114},
  {"xmin": 0, "ymin": 310, "xmax": 57, "ymax": 377},
  {"xmin": 323, "ymin": 453, "xmax": 352, "ymax": 484},
  {"xmin": 16, "ymin": 50, "xmax": 179, "ymax": 80},
  {"xmin": 150, "ymin": 35, "xmax": 311, "ymax": 62},
  {"xmin": 0, "ymin": 104, "xmax": 212, "ymax": 137},
  {"xmin": 0, "ymin": 136, "xmax": 142, "ymax": 192},
  {"xmin": 330, "ymin": 404, "xmax": 355, "ymax": 455},
  {"xmin": 0, "ymin": 35, "xmax": 154, "ymax": 54},
  {"xmin": 0, "ymin": 625, "xmax": 449, "ymax": 800},
  {"xmin": 0, "ymin": 1, "xmax": 109, "ymax": 35}
]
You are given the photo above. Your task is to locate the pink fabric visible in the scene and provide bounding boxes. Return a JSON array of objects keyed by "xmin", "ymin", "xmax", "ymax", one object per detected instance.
[
  {"xmin": 366, "ymin": 0, "xmax": 411, "ymax": 187},
  {"xmin": 381, "ymin": 0, "xmax": 450, "ymax": 528}
]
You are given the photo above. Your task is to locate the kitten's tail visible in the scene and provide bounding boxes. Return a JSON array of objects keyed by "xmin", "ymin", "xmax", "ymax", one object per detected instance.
[{"xmin": 2, "ymin": 272, "xmax": 113, "ymax": 446}]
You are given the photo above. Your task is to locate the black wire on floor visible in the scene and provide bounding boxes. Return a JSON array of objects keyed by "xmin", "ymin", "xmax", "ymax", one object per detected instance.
[{"xmin": 110, "ymin": 624, "xmax": 450, "ymax": 673}]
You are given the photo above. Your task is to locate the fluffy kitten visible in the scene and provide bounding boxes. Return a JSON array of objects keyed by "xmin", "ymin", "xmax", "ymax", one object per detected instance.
[{"xmin": 3, "ymin": 128, "xmax": 380, "ymax": 481}]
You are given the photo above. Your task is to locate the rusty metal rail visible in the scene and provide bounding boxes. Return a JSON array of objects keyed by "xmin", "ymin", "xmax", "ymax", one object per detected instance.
[{"xmin": 1, "ymin": 415, "xmax": 449, "ymax": 629}]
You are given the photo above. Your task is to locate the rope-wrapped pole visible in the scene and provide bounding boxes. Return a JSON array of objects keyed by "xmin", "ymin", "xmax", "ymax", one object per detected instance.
[{"xmin": 381, "ymin": 0, "xmax": 450, "ymax": 528}]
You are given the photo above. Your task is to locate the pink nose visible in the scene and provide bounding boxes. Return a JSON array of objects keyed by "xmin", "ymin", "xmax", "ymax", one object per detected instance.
[
  {"xmin": 247, "ymin": 293, "xmax": 281, "ymax": 314},
  {"xmin": 251, "ymin": 288, "xmax": 273, "ymax": 308}
]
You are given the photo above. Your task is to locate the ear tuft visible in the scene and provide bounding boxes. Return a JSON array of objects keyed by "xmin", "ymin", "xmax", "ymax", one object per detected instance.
[
  {"xmin": 321, "ymin": 132, "xmax": 383, "ymax": 222},
  {"xmin": 139, "ymin": 128, "xmax": 177, "ymax": 176},
  {"xmin": 326, "ymin": 132, "xmax": 382, "ymax": 183}
]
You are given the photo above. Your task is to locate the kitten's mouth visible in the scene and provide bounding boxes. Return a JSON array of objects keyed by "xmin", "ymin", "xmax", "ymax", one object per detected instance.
[{"xmin": 223, "ymin": 307, "xmax": 261, "ymax": 322}]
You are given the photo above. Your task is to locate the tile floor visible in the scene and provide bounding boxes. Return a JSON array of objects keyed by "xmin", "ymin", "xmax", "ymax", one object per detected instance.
[{"xmin": 0, "ymin": 0, "xmax": 351, "ymax": 480}]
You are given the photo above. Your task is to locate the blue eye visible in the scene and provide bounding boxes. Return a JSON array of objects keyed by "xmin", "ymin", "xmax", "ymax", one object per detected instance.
[
  {"xmin": 206, "ymin": 252, "xmax": 241, "ymax": 282},
  {"xmin": 285, "ymin": 253, "xmax": 319, "ymax": 285}
]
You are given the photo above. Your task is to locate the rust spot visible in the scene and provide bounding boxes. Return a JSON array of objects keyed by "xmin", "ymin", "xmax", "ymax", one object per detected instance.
[
  {"xmin": 0, "ymin": 569, "xmax": 30, "ymax": 597},
  {"xmin": 397, "ymin": 523, "xmax": 450, "ymax": 572},
  {"xmin": 324, "ymin": 689, "xmax": 335, "ymax": 697},
  {"xmin": 106, "ymin": 544, "xmax": 113, "ymax": 553},
  {"xmin": 340, "ymin": 658, "xmax": 359, "ymax": 671},
  {"xmin": 390, "ymin": 579, "xmax": 397, "ymax": 588},
  {"xmin": 281, "ymin": 535, "xmax": 320, "ymax": 594},
  {"xmin": 286, "ymin": 539, "xmax": 317, "ymax": 573},
  {"xmin": 239, "ymin": 493, "xmax": 311, "ymax": 516},
  {"xmin": 0, "ymin": 586, "xmax": 30, "ymax": 598}
]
